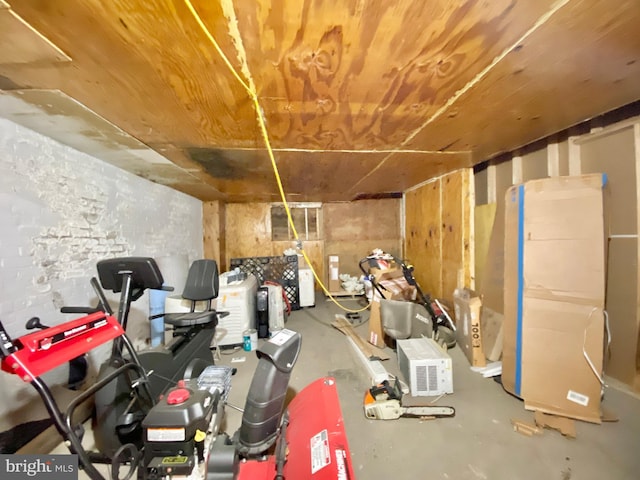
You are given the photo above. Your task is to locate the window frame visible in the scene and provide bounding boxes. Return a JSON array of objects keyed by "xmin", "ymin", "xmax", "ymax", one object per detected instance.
[{"xmin": 271, "ymin": 203, "xmax": 322, "ymax": 241}]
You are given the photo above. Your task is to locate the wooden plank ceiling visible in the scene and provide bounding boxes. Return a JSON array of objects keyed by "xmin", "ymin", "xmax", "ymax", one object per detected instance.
[{"xmin": 0, "ymin": 0, "xmax": 639, "ymax": 203}]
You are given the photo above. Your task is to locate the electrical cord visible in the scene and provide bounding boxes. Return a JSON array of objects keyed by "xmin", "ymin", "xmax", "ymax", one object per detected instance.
[
  {"xmin": 584, "ymin": 307, "xmax": 608, "ymax": 390},
  {"xmin": 183, "ymin": 0, "xmax": 369, "ymax": 314}
]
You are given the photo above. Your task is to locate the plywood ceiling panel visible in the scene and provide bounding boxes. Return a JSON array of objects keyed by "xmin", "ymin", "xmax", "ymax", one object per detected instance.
[
  {"xmin": 234, "ymin": 0, "xmax": 560, "ymax": 150},
  {"xmin": 0, "ymin": 7, "xmax": 70, "ymax": 65},
  {"xmin": 405, "ymin": 0, "xmax": 640, "ymax": 161},
  {"xmin": 0, "ymin": 0, "xmax": 639, "ymax": 202}
]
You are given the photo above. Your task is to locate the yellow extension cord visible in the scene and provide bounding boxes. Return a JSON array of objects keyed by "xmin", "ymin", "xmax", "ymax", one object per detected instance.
[{"xmin": 184, "ymin": 0, "xmax": 369, "ymax": 313}]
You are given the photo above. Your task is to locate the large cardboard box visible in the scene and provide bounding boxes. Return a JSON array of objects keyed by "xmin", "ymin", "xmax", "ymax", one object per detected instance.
[
  {"xmin": 397, "ymin": 337, "xmax": 453, "ymax": 397},
  {"xmin": 502, "ymin": 174, "xmax": 606, "ymax": 423},
  {"xmin": 453, "ymin": 288, "xmax": 486, "ymax": 367}
]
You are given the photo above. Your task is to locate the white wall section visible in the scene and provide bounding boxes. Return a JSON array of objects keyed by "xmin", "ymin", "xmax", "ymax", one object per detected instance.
[{"xmin": 0, "ymin": 118, "xmax": 203, "ymax": 429}]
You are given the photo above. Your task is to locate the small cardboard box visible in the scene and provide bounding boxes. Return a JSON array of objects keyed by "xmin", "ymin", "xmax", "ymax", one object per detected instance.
[
  {"xmin": 453, "ymin": 288, "xmax": 486, "ymax": 367},
  {"xmin": 375, "ymin": 268, "xmax": 417, "ymax": 301},
  {"xmin": 328, "ymin": 255, "xmax": 340, "ymax": 292},
  {"xmin": 397, "ymin": 337, "xmax": 453, "ymax": 397},
  {"xmin": 502, "ymin": 174, "xmax": 606, "ymax": 423}
]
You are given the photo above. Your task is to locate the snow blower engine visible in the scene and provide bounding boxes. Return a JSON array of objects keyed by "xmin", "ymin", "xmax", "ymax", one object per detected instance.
[{"xmin": 141, "ymin": 372, "xmax": 227, "ymax": 479}]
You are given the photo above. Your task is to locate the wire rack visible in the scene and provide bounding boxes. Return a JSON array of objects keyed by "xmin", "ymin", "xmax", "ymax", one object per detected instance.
[{"xmin": 229, "ymin": 255, "xmax": 300, "ymax": 310}]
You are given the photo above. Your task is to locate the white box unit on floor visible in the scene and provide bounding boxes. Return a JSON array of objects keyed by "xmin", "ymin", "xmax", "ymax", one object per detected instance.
[
  {"xmin": 298, "ymin": 267, "xmax": 315, "ymax": 307},
  {"xmin": 215, "ymin": 273, "xmax": 258, "ymax": 347},
  {"xmin": 397, "ymin": 337, "xmax": 453, "ymax": 397},
  {"xmin": 266, "ymin": 284, "xmax": 286, "ymax": 331}
]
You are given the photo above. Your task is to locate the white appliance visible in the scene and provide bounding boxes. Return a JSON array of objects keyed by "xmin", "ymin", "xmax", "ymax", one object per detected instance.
[
  {"xmin": 397, "ymin": 337, "xmax": 453, "ymax": 397},
  {"xmin": 265, "ymin": 284, "xmax": 286, "ymax": 331},
  {"xmin": 298, "ymin": 267, "xmax": 315, "ymax": 307},
  {"xmin": 215, "ymin": 273, "xmax": 258, "ymax": 347}
]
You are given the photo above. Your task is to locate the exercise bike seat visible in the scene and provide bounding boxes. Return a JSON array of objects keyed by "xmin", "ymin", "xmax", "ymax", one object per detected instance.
[
  {"xmin": 164, "ymin": 259, "xmax": 220, "ymax": 328},
  {"xmin": 164, "ymin": 311, "xmax": 217, "ymax": 327}
]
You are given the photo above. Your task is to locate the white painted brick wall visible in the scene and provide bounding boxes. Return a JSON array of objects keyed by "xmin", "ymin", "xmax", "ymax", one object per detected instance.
[{"xmin": 0, "ymin": 118, "xmax": 203, "ymax": 431}]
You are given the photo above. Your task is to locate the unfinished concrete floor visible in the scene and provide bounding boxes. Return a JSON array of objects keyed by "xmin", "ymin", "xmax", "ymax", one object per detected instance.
[
  {"xmin": 59, "ymin": 292, "xmax": 640, "ymax": 480},
  {"xmin": 215, "ymin": 294, "xmax": 640, "ymax": 480}
]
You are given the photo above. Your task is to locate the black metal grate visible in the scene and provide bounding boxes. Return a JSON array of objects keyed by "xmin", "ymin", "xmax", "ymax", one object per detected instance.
[{"xmin": 229, "ymin": 255, "xmax": 300, "ymax": 310}]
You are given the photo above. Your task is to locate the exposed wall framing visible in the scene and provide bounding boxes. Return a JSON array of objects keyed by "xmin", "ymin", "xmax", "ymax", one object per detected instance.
[{"xmin": 203, "ymin": 201, "xmax": 225, "ymax": 268}]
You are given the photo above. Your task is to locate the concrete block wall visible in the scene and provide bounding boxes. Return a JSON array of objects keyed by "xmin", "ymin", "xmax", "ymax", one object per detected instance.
[{"xmin": 0, "ymin": 118, "xmax": 203, "ymax": 431}]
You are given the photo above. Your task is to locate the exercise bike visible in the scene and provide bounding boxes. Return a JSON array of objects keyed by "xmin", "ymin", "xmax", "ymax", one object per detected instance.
[{"xmin": 91, "ymin": 257, "xmax": 221, "ymax": 458}]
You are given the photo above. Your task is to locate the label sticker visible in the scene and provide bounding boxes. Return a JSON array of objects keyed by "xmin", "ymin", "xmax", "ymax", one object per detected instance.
[
  {"xmin": 147, "ymin": 428, "xmax": 186, "ymax": 442},
  {"xmin": 268, "ymin": 328, "xmax": 296, "ymax": 346},
  {"xmin": 310, "ymin": 429, "xmax": 330, "ymax": 474},
  {"xmin": 566, "ymin": 390, "xmax": 589, "ymax": 407},
  {"xmin": 331, "ymin": 266, "xmax": 339, "ymax": 280}
]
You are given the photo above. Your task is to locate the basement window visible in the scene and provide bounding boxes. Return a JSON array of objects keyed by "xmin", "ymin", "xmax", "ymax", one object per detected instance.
[{"xmin": 271, "ymin": 203, "xmax": 321, "ymax": 241}]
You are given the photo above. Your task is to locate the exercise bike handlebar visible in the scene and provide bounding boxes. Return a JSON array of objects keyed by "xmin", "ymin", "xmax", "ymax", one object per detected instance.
[{"xmin": 58, "ymin": 277, "xmax": 116, "ymax": 317}]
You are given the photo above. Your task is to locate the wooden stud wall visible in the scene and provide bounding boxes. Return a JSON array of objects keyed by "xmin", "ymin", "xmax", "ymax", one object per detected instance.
[
  {"xmin": 203, "ymin": 201, "xmax": 225, "ymax": 268},
  {"xmin": 442, "ymin": 171, "xmax": 472, "ymax": 296},
  {"xmin": 405, "ymin": 181, "xmax": 442, "ymax": 298},
  {"xmin": 209, "ymin": 199, "xmax": 402, "ymax": 290},
  {"xmin": 224, "ymin": 203, "xmax": 273, "ymax": 265},
  {"xmin": 404, "ymin": 169, "xmax": 472, "ymax": 303},
  {"xmin": 323, "ymin": 199, "xmax": 402, "ymax": 280}
]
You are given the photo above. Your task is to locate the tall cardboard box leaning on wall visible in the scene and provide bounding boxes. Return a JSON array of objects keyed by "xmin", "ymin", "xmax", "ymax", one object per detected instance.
[
  {"xmin": 502, "ymin": 174, "xmax": 606, "ymax": 424},
  {"xmin": 453, "ymin": 288, "xmax": 486, "ymax": 367}
]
